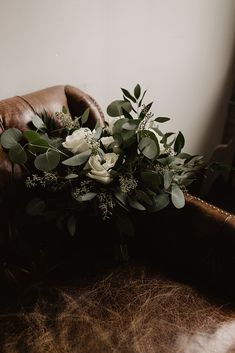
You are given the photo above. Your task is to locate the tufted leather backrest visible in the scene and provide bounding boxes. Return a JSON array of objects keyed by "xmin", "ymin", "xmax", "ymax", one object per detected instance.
[{"xmin": 0, "ymin": 85, "xmax": 104, "ymax": 189}]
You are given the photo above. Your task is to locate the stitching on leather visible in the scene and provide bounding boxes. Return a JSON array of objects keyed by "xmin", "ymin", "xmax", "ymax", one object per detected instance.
[
  {"xmin": 185, "ymin": 193, "xmax": 235, "ymax": 218},
  {"xmin": 224, "ymin": 215, "xmax": 235, "ymax": 224}
]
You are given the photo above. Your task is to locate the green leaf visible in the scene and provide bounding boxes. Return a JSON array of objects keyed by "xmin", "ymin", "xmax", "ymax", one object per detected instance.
[
  {"xmin": 122, "ymin": 107, "xmax": 133, "ymax": 120},
  {"xmin": 121, "ymin": 88, "xmax": 136, "ymax": 103},
  {"xmin": 151, "ymin": 127, "xmax": 164, "ymax": 137},
  {"xmin": 34, "ymin": 150, "xmax": 60, "ymax": 171},
  {"xmin": 8, "ymin": 143, "xmax": 27, "ymax": 164},
  {"xmin": 174, "ymin": 131, "xmax": 185, "ymax": 154},
  {"xmin": 171, "ymin": 183, "xmax": 185, "ymax": 209},
  {"xmin": 26, "ymin": 198, "xmax": 46, "ymax": 216},
  {"xmin": 77, "ymin": 192, "xmax": 97, "ymax": 201},
  {"xmin": 107, "ymin": 100, "xmax": 132, "ymax": 117},
  {"xmin": 31, "ymin": 115, "xmax": 47, "ymax": 131},
  {"xmin": 141, "ymin": 171, "xmax": 161, "ymax": 192},
  {"xmin": 138, "ymin": 89, "xmax": 147, "ymax": 107},
  {"xmin": 155, "ymin": 117, "xmax": 170, "ymax": 123},
  {"xmin": 127, "ymin": 196, "xmax": 146, "ymax": 210},
  {"xmin": 93, "ymin": 126, "xmax": 103, "ymax": 139},
  {"xmin": 62, "ymin": 149, "xmax": 91, "ymax": 166},
  {"xmin": 67, "ymin": 215, "xmax": 76, "ymax": 236},
  {"xmin": 160, "ymin": 132, "xmax": 175, "ymax": 145},
  {"xmin": 113, "ymin": 118, "xmax": 128, "ymax": 134},
  {"xmin": 163, "ymin": 170, "xmax": 173, "ymax": 189},
  {"xmin": 81, "ymin": 108, "xmax": 90, "ymax": 125},
  {"xmin": 122, "ymin": 120, "xmax": 139, "ymax": 131},
  {"xmin": 114, "ymin": 190, "xmax": 127, "ymax": 206},
  {"xmin": 65, "ymin": 173, "xmax": 78, "ymax": 179},
  {"xmin": 135, "ymin": 190, "xmax": 153, "ymax": 206},
  {"xmin": 134, "ymin": 84, "xmax": 141, "ymax": 100},
  {"xmin": 139, "ymin": 102, "xmax": 153, "ymax": 120},
  {"xmin": 23, "ymin": 130, "xmax": 50, "ymax": 153},
  {"xmin": 138, "ymin": 136, "xmax": 159, "ymax": 160},
  {"xmin": 152, "ymin": 193, "xmax": 170, "ymax": 211},
  {"xmin": 0, "ymin": 128, "xmax": 22, "ymax": 149},
  {"xmin": 62, "ymin": 106, "xmax": 68, "ymax": 114}
]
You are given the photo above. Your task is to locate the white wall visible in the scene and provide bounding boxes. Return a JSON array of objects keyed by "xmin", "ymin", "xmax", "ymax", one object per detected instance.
[{"xmin": 0, "ymin": 0, "xmax": 234, "ymax": 158}]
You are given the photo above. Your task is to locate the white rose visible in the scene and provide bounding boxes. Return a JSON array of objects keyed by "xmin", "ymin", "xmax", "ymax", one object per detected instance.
[
  {"xmin": 86, "ymin": 152, "xmax": 119, "ymax": 184},
  {"xmin": 105, "ymin": 116, "xmax": 122, "ymax": 134},
  {"xmin": 100, "ymin": 136, "xmax": 115, "ymax": 149},
  {"xmin": 62, "ymin": 128, "xmax": 92, "ymax": 154}
]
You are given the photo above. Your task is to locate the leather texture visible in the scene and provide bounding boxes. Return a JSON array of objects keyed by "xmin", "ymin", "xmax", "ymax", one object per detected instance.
[
  {"xmin": 0, "ymin": 85, "xmax": 235, "ymax": 300},
  {"xmin": 0, "ymin": 85, "xmax": 104, "ymax": 189}
]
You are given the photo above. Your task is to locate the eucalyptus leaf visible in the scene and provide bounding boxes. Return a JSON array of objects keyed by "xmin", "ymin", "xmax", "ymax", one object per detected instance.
[
  {"xmin": 114, "ymin": 190, "xmax": 127, "ymax": 205},
  {"xmin": 62, "ymin": 149, "xmax": 91, "ymax": 166},
  {"xmin": 163, "ymin": 170, "xmax": 173, "ymax": 189},
  {"xmin": 121, "ymin": 88, "xmax": 136, "ymax": 103},
  {"xmin": 31, "ymin": 115, "xmax": 47, "ymax": 131},
  {"xmin": 67, "ymin": 215, "xmax": 76, "ymax": 236},
  {"xmin": 160, "ymin": 132, "xmax": 175, "ymax": 145},
  {"xmin": 34, "ymin": 150, "xmax": 60, "ymax": 171},
  {"xmin": 134, "ymin": 84, "xmax": 141, "ymax": 100},
  {"xmin": 9, "ymin": 143, "xmax": 27, "ymax": 164},
  {"xmin": 155, "ymin": 117, "xmax": 170, "ymax": 123},
  {"xmin": 81, "ymin": 108, "xmax": 90, "ymax": 125},
  {"xmin": 139, "ymin": 102, "xmax": 153, "ymax": 120},
  {"xmin": 0, "ymin": 128, "xmax": 22, "ymax": 149},
  {"xmin": 138, "ymin": 89, "xmax": 147, "ymax": 107},
  {"xmin": 122, "ymin": 107, "xmax": 133, "ymax": 120},
  {"xmin": 93, "ymin": 126, "xmax": 103, "ymax": 139},
  {"xmin": 24, "ymin": 130, "xmax": 50, "ymax": 153},
  {"xmin": 122, "ymin": 130, "xmax": 136, "ymax": 147},
  {"xmin": 107, "ymin": 100, "xmax": 132, "ymax": 117},
  {"xmin": 78, "ymin": 192, "xmax": 97, "ymax": 201},
  {"xmin": 127, "ymin": 196, "xmax": 146, "ymax": 211},
  {"xmin": 171, "ymin": 183, "xmax": 185, "ymax": 209},
  {"xmin": 135, "ymin": 189, "xmax": 153, "ymax": 206},
  {"xmin": 152, "ymin": 193, "xmax": 170, "ymax": 211},
  {"xmin": 174, "ymin": 131, "xmax": 185, "ymax": 154},
  {"xmin": 141, "ymin": 171, "xmax": 161, "ymax": 192},
  {"xmin": 113, "ymin": 118, "xmax": 128, "ymax": 134},
  {"xmin": 138, "ymin": 137, "xmax": 159, "ymax": 160},
  {"xmin": 65, "ymin": 173, "xmax": 78, "ymax": 179},
  {"xmin": 122, "ymin": 120, "xmax": 139, "ymax": 131}
]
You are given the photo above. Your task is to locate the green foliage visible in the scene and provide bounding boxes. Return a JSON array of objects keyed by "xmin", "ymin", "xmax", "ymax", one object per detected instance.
[
  {"xmin": 1, "ymin": 128, "xmax": 22, "ymax": 148},
  {"xmin": 0, "ymin": 84, "xmax": 205, "ymax": 250},
  {"xmin": 34, "ymin": 150, "xmax": 60, "ymax": 171},
  {"xmin": 62, "ymin": 150, "xmax": 91, "ymax": 166},
  {"xmin": 107, "ymin": 100, "xmax": 132, "ymax": 117}
]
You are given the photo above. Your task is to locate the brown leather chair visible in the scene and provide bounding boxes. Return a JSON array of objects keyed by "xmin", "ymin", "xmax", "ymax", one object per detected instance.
[
  {"xmin": 0, "ymin": 85, "xmax": 235, "ymax": 298},
  {"xmin": 1, "ymin": 85, "xmax": 235, "ymax": 352}
]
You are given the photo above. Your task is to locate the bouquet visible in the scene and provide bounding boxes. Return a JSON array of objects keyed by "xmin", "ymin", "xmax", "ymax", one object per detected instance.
[{"xmin": 0, "ymin": 84, "xmax": 204, "ymax": 246}]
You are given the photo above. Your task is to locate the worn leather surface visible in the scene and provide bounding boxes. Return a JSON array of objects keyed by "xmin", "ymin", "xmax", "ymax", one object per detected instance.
[
  {"xmin": 1, "ymin": 86, "xmax": 235, "ymax": 353},
  {"xmin": 0, "ymin": 85, "xmax": 104, "ymax": 189}
]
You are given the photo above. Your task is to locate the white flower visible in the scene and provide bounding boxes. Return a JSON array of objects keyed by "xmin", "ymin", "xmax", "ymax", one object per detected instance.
[
  {"xmin": 62, "ymin": 128, "xmax": 92, "ymax": 154},
  {"xmin": 86, "ymin": 152, "xmax": 119, "ymax": 184},
  {"xmin": 100, "ymin": 136, "xmax": 115, "ymax": 149},
  {"xmin": 105, "ymin": 116, "xmax": 122, "ymax": 134},
  {"xmin": 101, "ymin": 136, "xmax": 121, "ymax": 154}
]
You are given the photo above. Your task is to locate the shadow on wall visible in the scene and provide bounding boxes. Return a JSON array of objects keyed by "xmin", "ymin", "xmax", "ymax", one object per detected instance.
[{"xmin": 197, "ymin": 38, "xmax": 235, "ymax": 160}]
